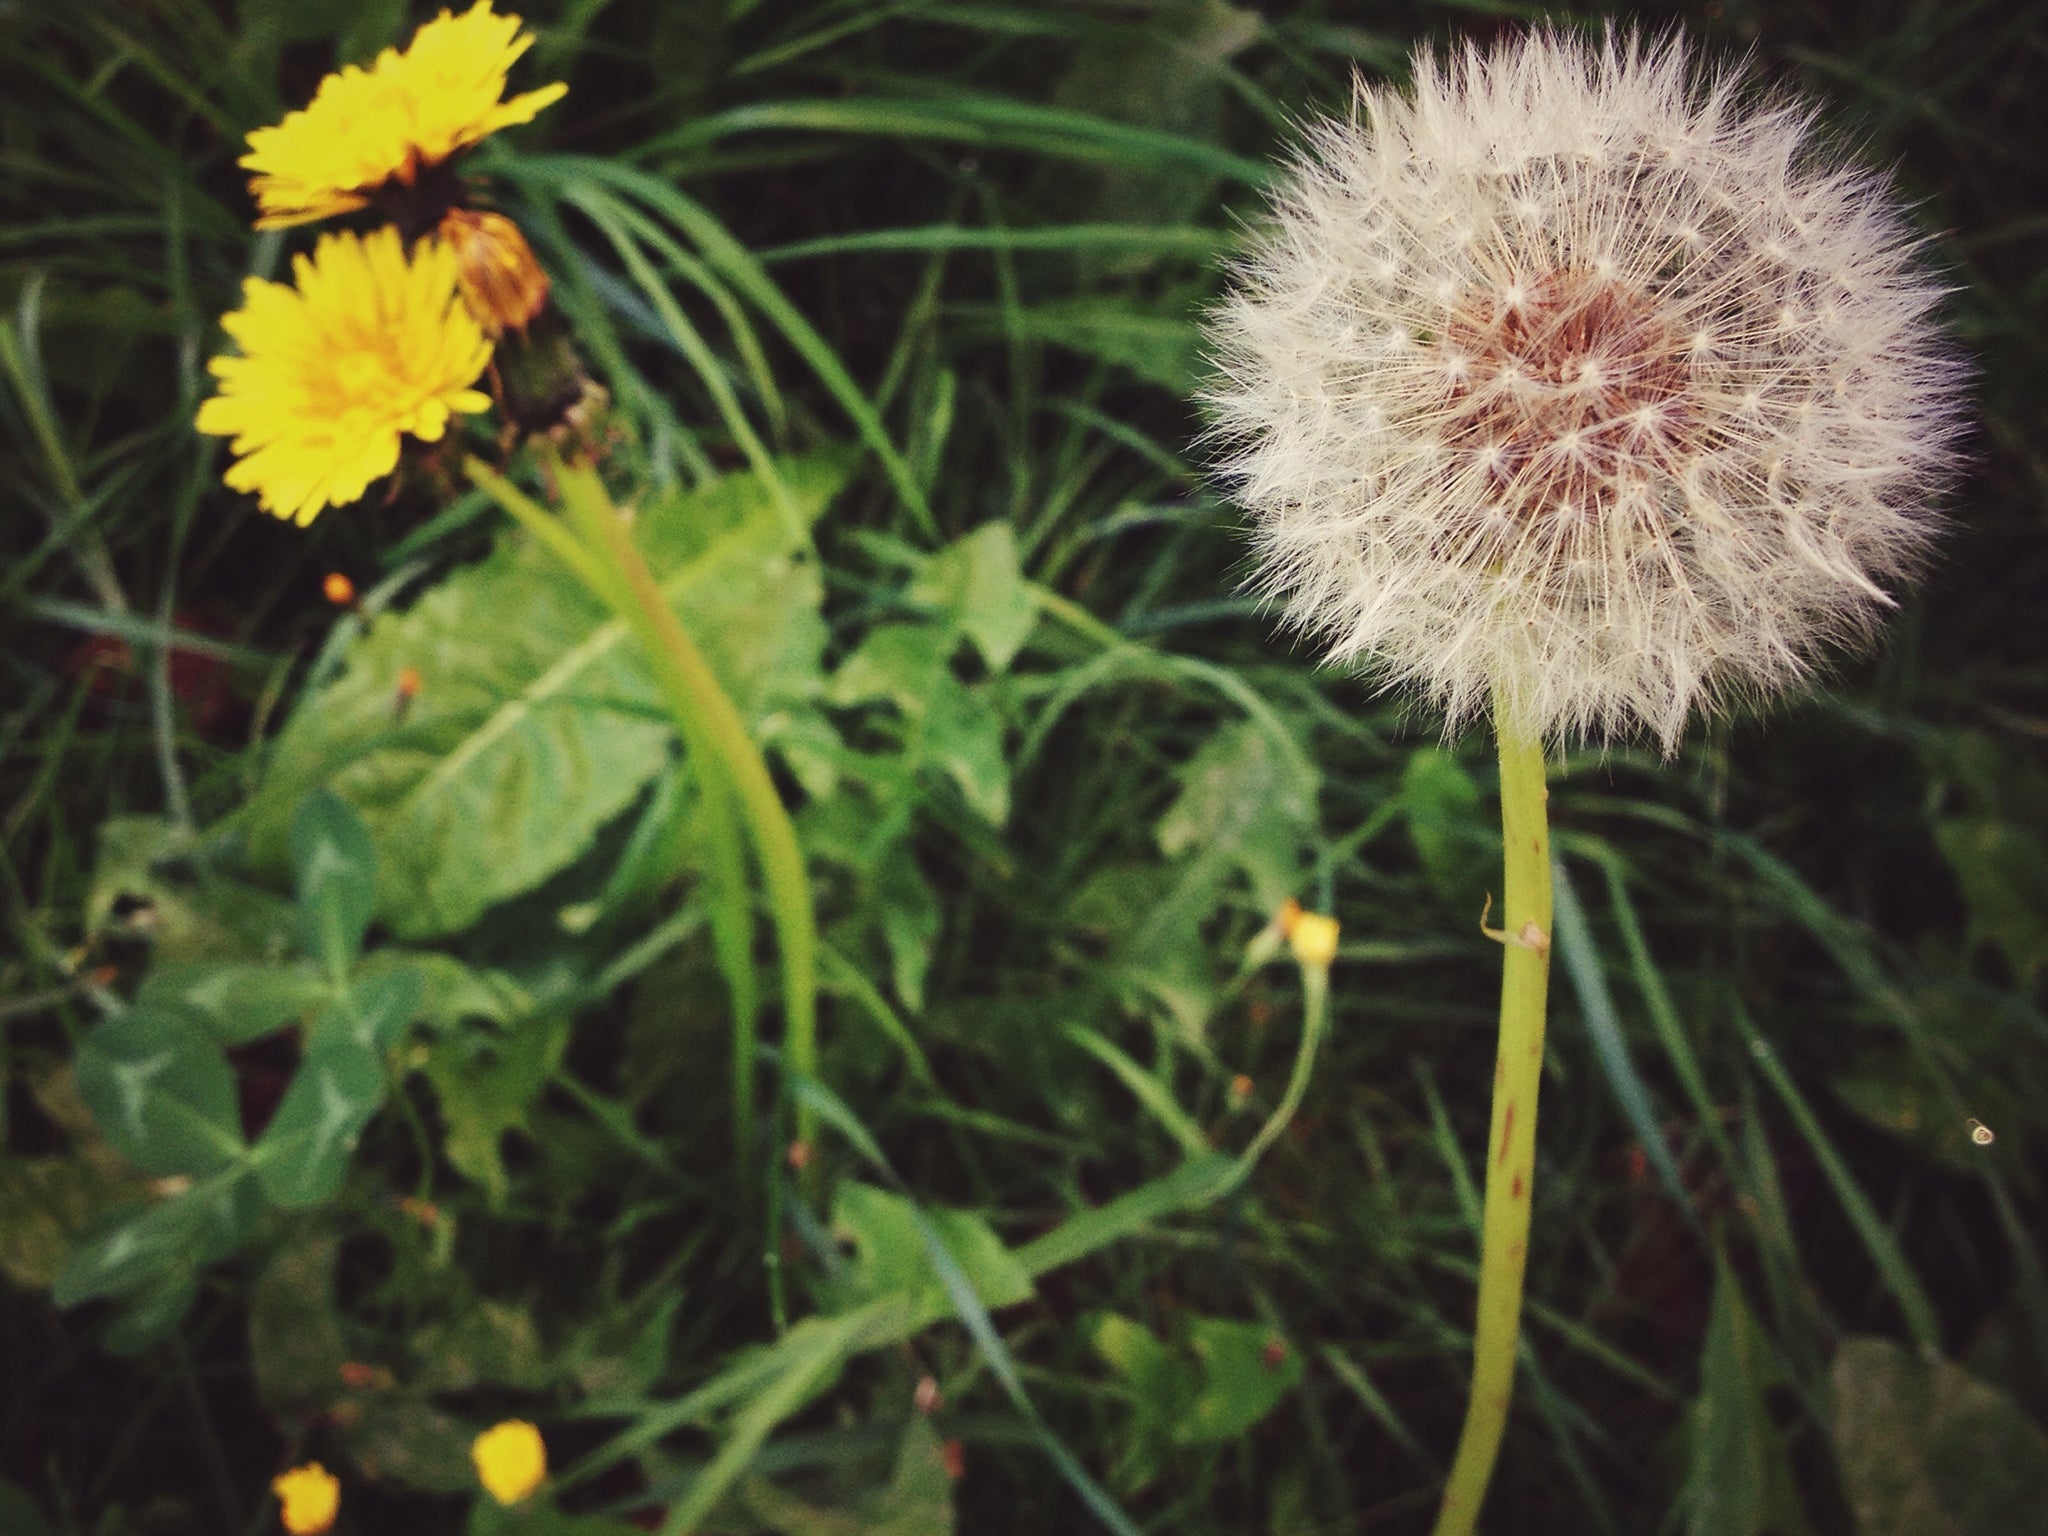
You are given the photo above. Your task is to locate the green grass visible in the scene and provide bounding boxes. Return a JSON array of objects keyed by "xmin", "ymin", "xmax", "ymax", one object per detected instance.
[{"xmin": 5, "ymin": 1, "xmax": 2048, "ymax": 1533}]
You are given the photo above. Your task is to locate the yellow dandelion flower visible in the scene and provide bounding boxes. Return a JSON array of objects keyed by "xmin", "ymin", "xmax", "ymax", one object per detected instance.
[
  {"xmin": 271, "ymin": 1462, "xmax": 340, "ymax": 1536},
  {"xmin": 240, "ymin": 1, "xmax": 566, "ymax": 229},
  {"xmin": 196, "ymin": 227, "xmax": 493, "ymax": 525},
  {"xmin": 472, "ymin": 1419, "xmax": 546, "ymax": 1506}
]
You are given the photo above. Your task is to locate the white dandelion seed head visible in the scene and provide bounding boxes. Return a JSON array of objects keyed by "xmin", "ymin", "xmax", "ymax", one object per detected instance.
[{"xmin": 1202, "ymin": 27, "xmax": 1969, "ymax": 750}]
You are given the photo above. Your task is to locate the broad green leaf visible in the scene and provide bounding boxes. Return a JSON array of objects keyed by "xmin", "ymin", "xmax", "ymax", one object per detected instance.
[
  {"xmin": 1682, "ymin": 1252, "xmax": 1807, "ymax": 1536},
  {"xmin": 830, "ymin": 1183, "xmax": 1032, "ymax": 1314},
  {"xmin": 0, "ymin": 1077, "xmax": 146, "ymax": 1289},
  {"xmin": 292, "ymin": 787, "xmax": 377, "ymax": 976},
  {"xmin": 74, "ymin": 1006, "xmax": 244, "ymax": 1177},
  {"xmin": 137, "ymin": 961, "xmax": 335, "ymax": 1047},
  {"xmin": 908, "ymin": 523, "xmax": 1038, "ymax": 670},
  {"xmin": 308, "ymin": 966, "xmax": 427, "ymax": 1056},
  {"xmin": 52, "ymin": 1172, "xmax": 260, "ymax": 1308},
  {"xmin": 1830, "ymin": 1336, "xmax": 2048, "ymax": 1536},
  {"xmin": 253, "ymin": 1012, "xmax": 392, "ymax": 1209},
  {"xmin": 246, "ymin": 453, "xmax": 848, "ymax": 938}
]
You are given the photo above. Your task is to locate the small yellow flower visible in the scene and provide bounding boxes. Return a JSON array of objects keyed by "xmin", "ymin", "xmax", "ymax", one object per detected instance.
[
  {"xmin": 271, "ymin": 1462, "xmax": 340, "ymax": 1536},
  {"xmin": 240, "ymin": 2, "xmax": 566, "ymax": 229},
  {"xmin": 196, "ymin": 227, "xmax": 493, "ymax": 525},
  {"xmin": 1287, "ymin": 912, "xmax": 1340, "ymax": 970},
  {"xmin": 472, "ymin": 1419, "xmax": 546, "ymax": 1506}
]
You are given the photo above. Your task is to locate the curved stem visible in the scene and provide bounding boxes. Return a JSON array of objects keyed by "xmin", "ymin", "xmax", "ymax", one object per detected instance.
[
  {"xmin": 1431, "ymin": 713, "xmax": 1552, "ymax": 1536},
  {"xmin": 554, "ymin": 468, "xmax": 820, "ymax": 1191}
]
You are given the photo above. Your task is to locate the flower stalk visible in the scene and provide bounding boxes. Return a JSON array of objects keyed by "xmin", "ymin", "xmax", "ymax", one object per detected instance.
[
  {"xmin": 1432, "ymin": 709, "xmax": 1552, "ymax": 1536},
  {"xmin": 467, "ymin": 455, "xmax": 816, "ymax": 1197}
]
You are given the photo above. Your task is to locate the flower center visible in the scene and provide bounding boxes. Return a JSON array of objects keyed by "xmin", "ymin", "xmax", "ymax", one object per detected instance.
[{"xmin": 1434, "ymin": 270, "xmax": 1692, "ymax": 526}]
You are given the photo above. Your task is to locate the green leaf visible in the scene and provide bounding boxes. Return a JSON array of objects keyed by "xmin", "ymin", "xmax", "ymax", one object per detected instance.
[
  {"xmin": 1087, "ymin": 1310, "xmax": 1300, "ymax": 1491},
  {"xmin": 828, "ymin": 622, "xmax": 953, "ymax": 714},
  {"xmin": 1682, "ymin": 1251, "xmax": 1808, "ymax": 1536},
  {"xmin": 908, "ymin": 523, "xmax": 1039, "ymax": 671},
  {"xmin": 414, "ymin": 1300, "xmax": 550, "ymax": 1391},
  {"xmin": 292, "ymin": 787, "xmax": 378, "ymax": 976},
  {"xmin": 1400, "ymin": 747, "xmax": 1486, "ymax": 902},
  {"xmin": 52, "ymin": 1172, "xmax": 260, "ymax": 1308},
  {"xmin": 136, "ymin": 961, "xmax": 335, "ymax": 1047},
  {"xmin": 1156, "ymin": 719, "xmax": 1317, "ymax": 911},
  {"xmin": 308, "ymin": 966, "xmax": 427, "ymax": 1056},
  {"xmin": 830, "ymin": 1183, "xmax": 1033, "ymax": 1314},
  {"xmin": 253, "ymin": 993, "xmax": 404, "ymax": 1208},
  {"xmin": 923, "ymin": 680, "xmax": 1010, "ymax": 826},
  {"xmin": 1179, "ymin": 1317, "xmax": 1304, "ymax": 1442},
  {"xmin": 246, "ymin": 453, "xmax": 848, "ymax": 938},
  {"xmin": 74, "ymin": 1006, "xmax": 244, "ymax": 1177},
  {"xmin": 876, "ymin": 846, "xmax": 941, "ymax": 1013},
  {"xmin": 86, "ymin": 815, "xmax": 297, "ymax": 962},
  {"xmin": 1829, "ymin": 1336, "xmax": 2048, "ymax": 1536},
  {"xmin": 422, "ymin": 1016, "xmax": 570, "ymax": 1207}
]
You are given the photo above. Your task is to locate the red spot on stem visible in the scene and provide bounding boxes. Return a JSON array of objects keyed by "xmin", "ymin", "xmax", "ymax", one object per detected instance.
[
  {"xmin": 1512, "ymin": 1172, "xmax": 1525, "ymax": 1199},
  {"xmin": 1497, "ymin": 1102, "xmax": 1516, "ymax": 1165}
]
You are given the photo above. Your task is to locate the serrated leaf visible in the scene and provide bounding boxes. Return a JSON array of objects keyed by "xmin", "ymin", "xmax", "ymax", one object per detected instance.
[
  {"xmin": 1830, "ymin": 1336, "xmax": 2048, "ymax": 1536},
  {"xmin": 246, "ymin": 453, "xmax": 848, "ymax": 939},
  {"xmin": 74, "ymin": 1007, "xmax": 245, "ymax": 1177},
  {"xmin": 908, "ymin": 523, "xmax": 1038, "ymax": 671},
  {"xmin": 292, "ymin": 788, "xmax": 378, "ymax": 976},
  {"xmin": 421, "ymin": 1016, "xmax": 569, "ymax": 1207}
]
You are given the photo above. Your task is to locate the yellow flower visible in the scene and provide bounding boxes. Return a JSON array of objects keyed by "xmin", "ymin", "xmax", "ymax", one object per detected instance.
[
  {"xmin": 271, "ymin": 1462, "xmax": 340, "ymax": 1536},
  {"xmin": 472, "ymin": 1419, "xmax": 547, "ymax": 1506},
  {"xmin": 1286, "ymin": 912, "xmax": 1340, "ymax": 970},
  {"xmin": 196, "ymin": 227, "xmax": 493, "ymax": 525},
  {"xmin": 240, "ymin": 2, "xmax": 566, "ymax": 229}
]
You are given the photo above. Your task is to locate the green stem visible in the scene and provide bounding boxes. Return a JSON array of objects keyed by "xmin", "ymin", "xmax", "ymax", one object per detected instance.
[
  {"xmin": 548, "ymin": 462, "xmax": 820, "ymax": 1189},
  {"xmin": 468, "ymin": 457, "xmax": 795, "ymax": 1200},
  {"xmin": 1431, "ymin": 711, "xmax": 1553, "ymax": 1536}
]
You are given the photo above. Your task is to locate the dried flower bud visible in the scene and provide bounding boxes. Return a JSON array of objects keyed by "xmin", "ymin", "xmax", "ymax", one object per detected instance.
[{"xmin": 440, "ymin": 207, "xmax": 550, "ymax": 336}]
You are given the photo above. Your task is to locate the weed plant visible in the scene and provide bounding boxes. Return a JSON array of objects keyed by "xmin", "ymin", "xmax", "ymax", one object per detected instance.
[{"xmin": 3, "ymin": 1, "xmax": 2046, "ymax": 1533}]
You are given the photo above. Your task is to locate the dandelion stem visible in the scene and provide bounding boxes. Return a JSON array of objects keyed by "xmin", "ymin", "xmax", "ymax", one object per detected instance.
[{"xmin": 1432, "ymin": 711, "xmax": 1552, "ymax": 1536}]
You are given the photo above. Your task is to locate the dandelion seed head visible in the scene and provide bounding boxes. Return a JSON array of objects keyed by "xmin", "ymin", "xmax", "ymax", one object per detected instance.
[{"xmin": 1203, "ymin": 29, "xmax": 1968, "ymax": 749}]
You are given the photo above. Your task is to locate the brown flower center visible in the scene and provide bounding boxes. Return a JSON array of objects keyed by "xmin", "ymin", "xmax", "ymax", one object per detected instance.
[{"xmin": 1434, "ymin": 270, "xmax": 1692, "ymax": 525}]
